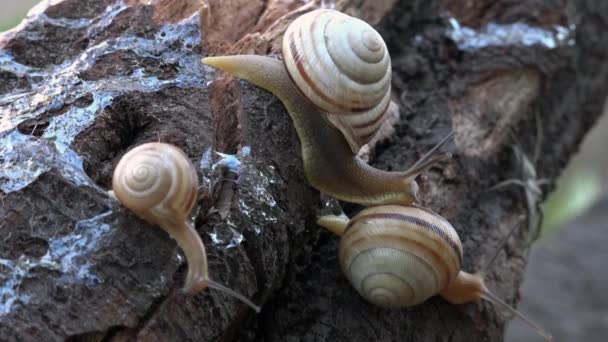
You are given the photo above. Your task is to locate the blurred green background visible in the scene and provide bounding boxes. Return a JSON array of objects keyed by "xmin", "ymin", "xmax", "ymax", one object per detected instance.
[
  {"xmin": 0, "ymin": 0, "xmax": 39, "ymax": 32},
  {"xmin": 542, "ymin": 109, "xmax": 608, "ymax": 236}
]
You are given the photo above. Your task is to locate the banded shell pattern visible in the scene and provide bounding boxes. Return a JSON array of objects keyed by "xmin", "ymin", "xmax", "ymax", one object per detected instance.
[
  {"xmin": 282, "ymin": 9, "xmax": 392, "ymax": 152},
  {"xmin": 338, "ymin": 204, "xmax": 463, "ymax": 307}
]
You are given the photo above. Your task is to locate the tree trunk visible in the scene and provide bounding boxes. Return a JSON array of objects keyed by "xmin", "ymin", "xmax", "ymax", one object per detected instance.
[{"xmin": 0, "ymin": 0, "xmax": 605, "ymax": 341}]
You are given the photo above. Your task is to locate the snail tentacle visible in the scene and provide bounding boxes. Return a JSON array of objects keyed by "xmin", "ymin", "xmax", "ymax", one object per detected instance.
[
  {"xmin": 441, "ymin": 271, "xmax": 552, "ymax": 341},
  {"xmin": 202, "ymin": 9, "xmax": 453, "ymax": 206}
]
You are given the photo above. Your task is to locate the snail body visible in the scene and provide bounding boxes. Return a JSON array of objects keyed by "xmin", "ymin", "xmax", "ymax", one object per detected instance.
[
  {"xmin": 318, "ymin": 205, "xmax": 551, "ymax": 341},
  {"xmin": 112, "ymin": 142, "xmax": 259, "ymax": 312},
  {"xmin": 202, "ymin": 10, "xmax": 451, "ymax": 206}
]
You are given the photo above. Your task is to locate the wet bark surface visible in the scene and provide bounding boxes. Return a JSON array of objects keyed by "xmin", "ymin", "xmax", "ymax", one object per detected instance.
[{"xmin": 0, "ymin": 0, "xmax": 606, "ymax": 341}]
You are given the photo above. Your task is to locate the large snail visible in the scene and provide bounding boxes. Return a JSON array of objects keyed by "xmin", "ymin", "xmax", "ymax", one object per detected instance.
[
  {"xmin": 112, "ymin": 142, "xmax": 260, "ymax": 312},
  {"xmin": 202, "ymin": 9, "xmax": 451, "ymax": 206},
  {"xmin": 318, "ymin": 205, "xmax": 551, "ymax": 341}
]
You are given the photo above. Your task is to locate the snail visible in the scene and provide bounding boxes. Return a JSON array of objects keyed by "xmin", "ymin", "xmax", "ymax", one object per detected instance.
[
  {"xmin": 318, "ymin": 205, "xmax": 552, "ymax": 341},
  {"xmin": 202, "ymin": 9, "xmax": 451, "ymax": 206},
  {"xmin": 112, "ymin": 142, "xmax": 260, "ymax": 312}
]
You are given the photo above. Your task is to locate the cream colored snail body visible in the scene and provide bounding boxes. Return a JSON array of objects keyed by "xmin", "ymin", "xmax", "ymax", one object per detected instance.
[
  {"xmin": 112, "ymin": 142, "xmax": 259, "ymax": 312},
  {"xmin": 202, "ymin": 9, "xmax": 450, "ymax": 206},
  {"xmin": 318, "ymin": 205, "xmax": 551, "ymax": 341}
]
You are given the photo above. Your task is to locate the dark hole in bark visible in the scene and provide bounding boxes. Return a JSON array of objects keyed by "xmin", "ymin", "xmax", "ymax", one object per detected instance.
[{"xmin": 73, "ymin": 87, "xmax": 213, "ymax": 190}]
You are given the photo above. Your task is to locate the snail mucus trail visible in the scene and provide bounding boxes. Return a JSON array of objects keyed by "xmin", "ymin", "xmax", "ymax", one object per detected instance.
[{"xmin": 112, "ymin": 142, "xmax": 260, "ymax": 312}]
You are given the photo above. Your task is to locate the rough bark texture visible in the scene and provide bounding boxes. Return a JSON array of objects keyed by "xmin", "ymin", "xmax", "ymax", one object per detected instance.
[{"xmin": 0, "ymin": 0, "xmax": 606, "ymax": 341}]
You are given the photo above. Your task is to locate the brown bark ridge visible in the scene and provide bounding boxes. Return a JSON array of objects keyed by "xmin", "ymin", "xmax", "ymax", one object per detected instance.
[{"xmin": 0, "ymin": 0, "xmax": 605, "ymax": 341}]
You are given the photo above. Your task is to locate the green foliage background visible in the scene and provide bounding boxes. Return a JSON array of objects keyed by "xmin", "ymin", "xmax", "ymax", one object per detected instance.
[{"xmin": 0, "ymin": 0, "xmax": 39, "ymax": 32}]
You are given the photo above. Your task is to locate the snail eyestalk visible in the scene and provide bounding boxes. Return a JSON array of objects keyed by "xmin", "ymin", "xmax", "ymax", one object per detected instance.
[
  {"xmin": 201, "ymin": 10, "xmax": 454, "ymax": 206},
  {"xmin": 155, "ymin": 221, "xmax": 261, "ymax": 313},
  {"xmin": 440, "ymin": 271, "xmax": 552, "ymax": 342},
  {"xmin": 404, "ymin": 131, "xmax": 454, "ymax": 180},
  {"xmin": 202, "ymin": 55, "xmax": 450, "ymax": 206},
  {"xmin": 481, "ymin": 289, "xmax": 551, "ymax": 342},
  {"xmin": 206, "ymin": 279, "xmax": 261, "ymax": 313}
]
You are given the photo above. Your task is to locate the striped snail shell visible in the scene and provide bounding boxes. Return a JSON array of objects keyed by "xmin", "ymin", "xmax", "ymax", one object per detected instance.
[
  {"xmin": 282, "ymin": 9, "xmax": 392, "ymax": 153},
  {"xmin": 318, "ymin": 207, "xmax": 553, "ymax": 340},
  {"xmin": 321, "ymin": 204, "xmax": 463, "ymax": 308},
  {"xmin": 112, "ymin": 142, "xmax": 198, "ymax": 230}
]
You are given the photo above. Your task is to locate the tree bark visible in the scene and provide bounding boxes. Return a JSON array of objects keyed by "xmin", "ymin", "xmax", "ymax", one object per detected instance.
[{"xmin": 0, "ymin": 0, "xmax": 605, "ymax": 341}]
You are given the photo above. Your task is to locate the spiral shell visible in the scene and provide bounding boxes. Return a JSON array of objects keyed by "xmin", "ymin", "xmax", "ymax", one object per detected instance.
[
  {"xmin": 112, "ymin": 143, "xmax": 198, "ymax": 225},
  {"xmin": 338, "ymin": 205, "xmax": 463, "ymax": 308},
  {"xmin": 282, "ymin": 9, "xmax": 392, "ymax": 152}
]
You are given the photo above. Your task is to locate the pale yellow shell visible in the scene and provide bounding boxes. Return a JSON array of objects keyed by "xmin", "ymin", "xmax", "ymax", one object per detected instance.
[
  {"xmin": 112, "ymin": 142, "xmax": 198, "ymax": 226},
  {"xmin": 339, "ymin": 205, "xmax": 463, "ymax": 308},
  {"xmin": 282, "ymin": 9, "xmax": 392, "ymax": 152}
]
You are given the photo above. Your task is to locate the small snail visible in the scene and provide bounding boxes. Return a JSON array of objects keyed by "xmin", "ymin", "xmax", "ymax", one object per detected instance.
[
  {"xmin": 202, "ymin": 9, "xmax": 451, "ymax": 206},
  {"xmin": 318, "ymin": 205, "xmax": 551, "ymax": 341},
  {"xmin": 112, "ymin": 142, "xmax": 260, "ymax": 312}
]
